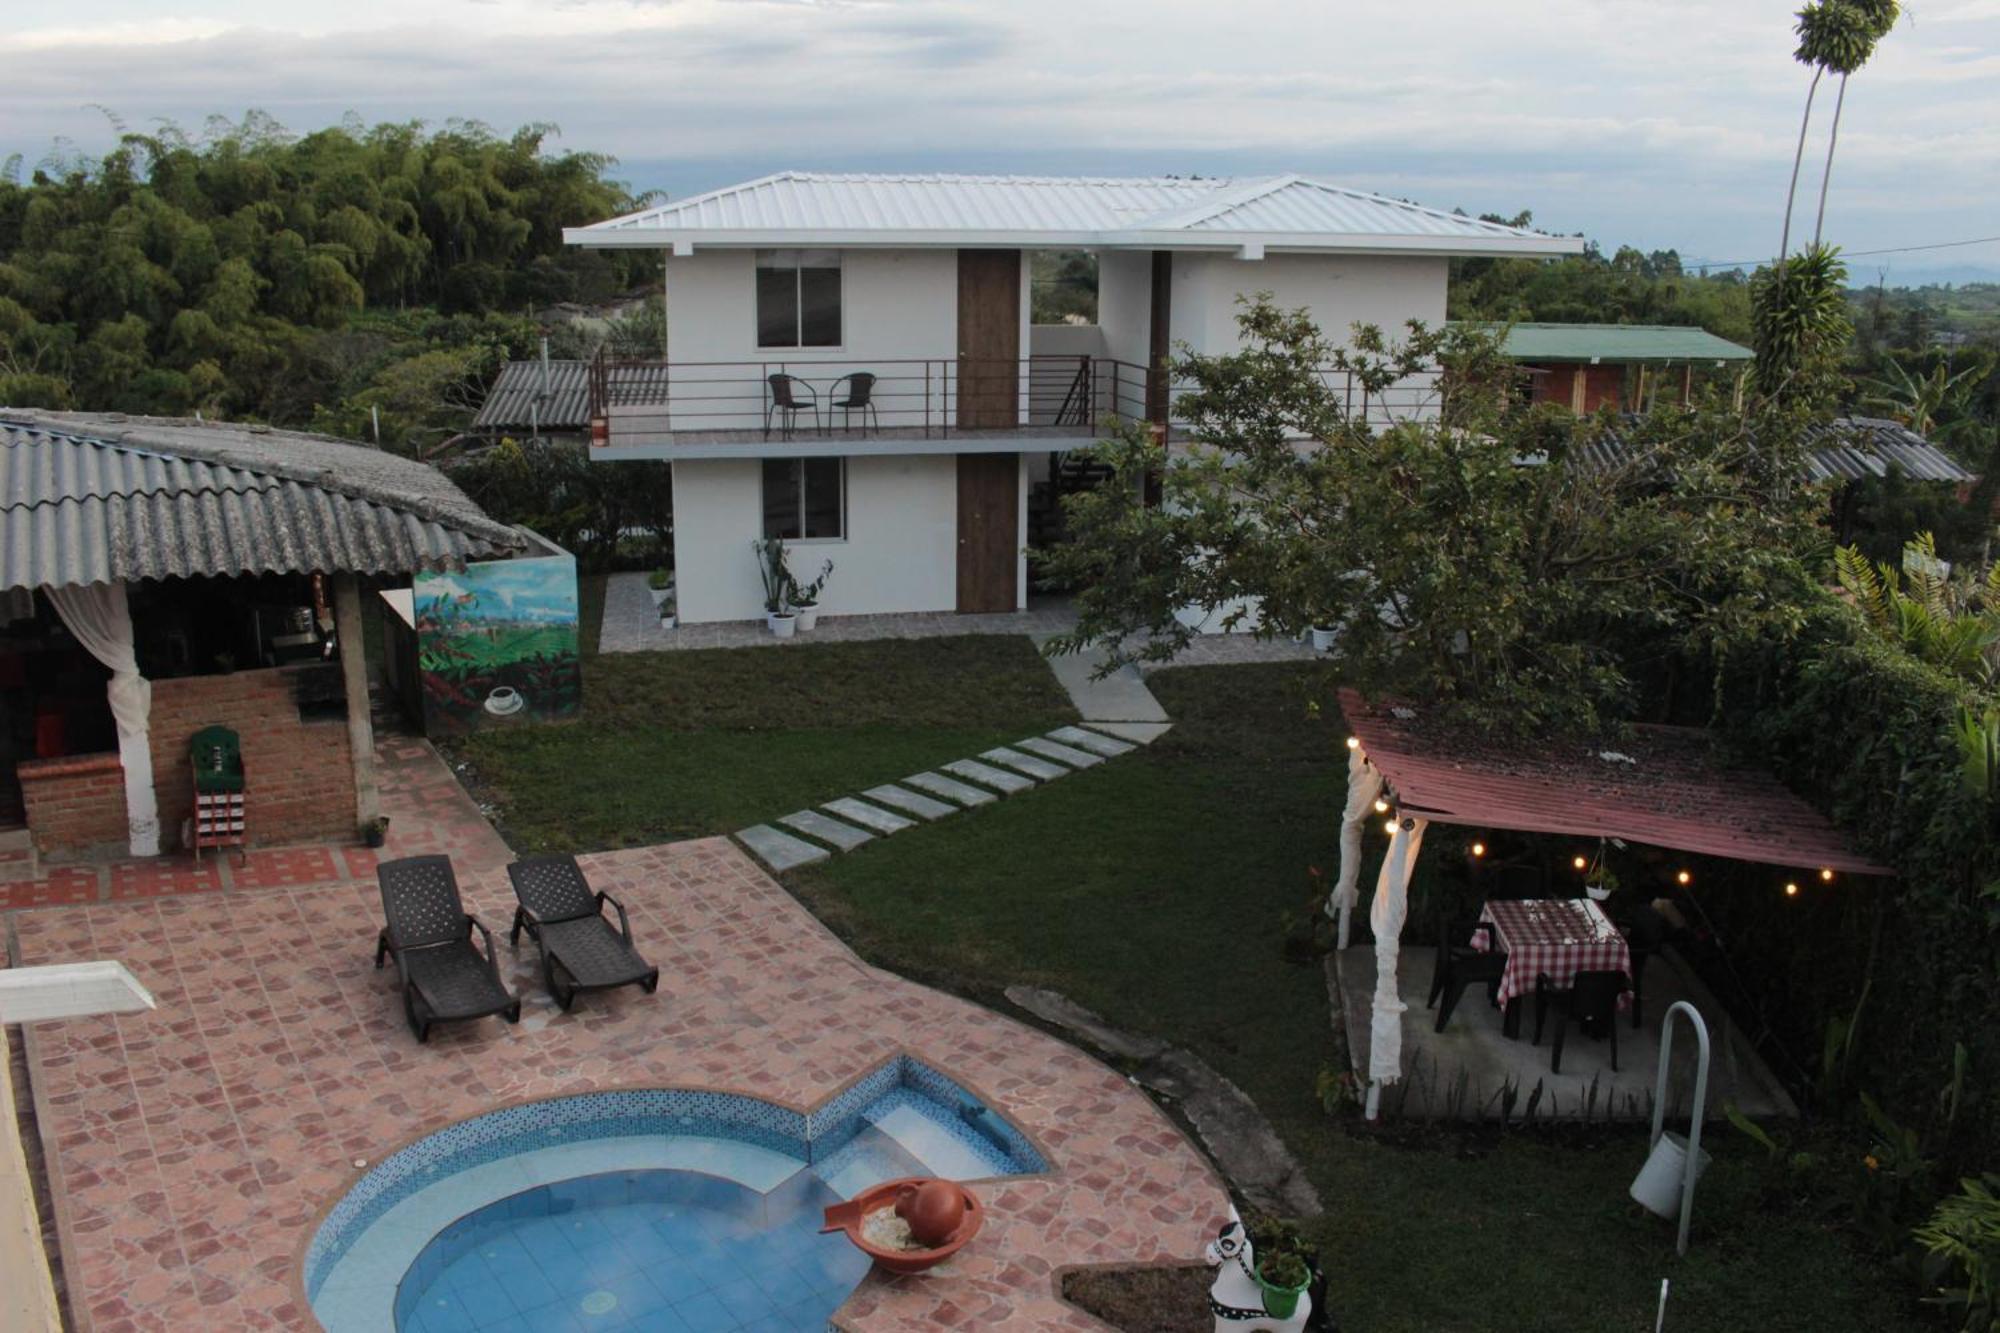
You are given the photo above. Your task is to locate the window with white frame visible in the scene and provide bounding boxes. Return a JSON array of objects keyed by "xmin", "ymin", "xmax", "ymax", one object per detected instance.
[
  {"xmin": 755, "ymin": 249, "xmax": 842, "ymax": 348},
  {"xmin": 761, "ymin": 457, "xmax": 845, "ymax": 541}
]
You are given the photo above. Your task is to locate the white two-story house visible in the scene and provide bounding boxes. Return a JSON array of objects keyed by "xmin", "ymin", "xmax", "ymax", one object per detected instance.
[{"xmin": 563, "ymin": 173, "xmax": 1577, "ymax": 625}]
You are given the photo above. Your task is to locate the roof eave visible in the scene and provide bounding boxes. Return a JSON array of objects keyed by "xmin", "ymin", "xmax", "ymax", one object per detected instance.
[{"xmin": 564, "ymin": 226, "xmax": 1585, "ymax": 258}]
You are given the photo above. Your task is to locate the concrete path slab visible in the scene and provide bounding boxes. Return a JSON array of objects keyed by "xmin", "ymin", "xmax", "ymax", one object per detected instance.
[
  {"xmin": 861, "ymin": 785, "xmax": 959, "ymax": 821},
  {"xmin": 823, "ymin": 797, "xmax": 915, "ymax": 836},
  {"xmin": 734, "ymin": 825, "xmax": 830, "ymax": 871},
  {"xmin": 980, "ymin": 748, "xmax": 1070, "ymax": 781},
  {"xmin": 1047, "ymin": 726, "xmax": 1137, "ymax": 757},
  {"xmin": 941, "ymin": 759, "xmax": 1036, "ymax": 795},
  {"xmin": 904, "ymin": 771, "xmax": 1000, "ymax": 807},
  {"xmin": 1084, "ymin": 721, "xmax": 1174, "ymax": 746},
  {"xmin": 1014, "ymin": 736, "xmax": 1102, "ymax": 769},
  {"xmin": 1036, "ymin": 639, "xmax": 1170, "ymax": 723},
  {"xmin": 777, "ymin": 809, "xmax": 875, "ymax": 851}
]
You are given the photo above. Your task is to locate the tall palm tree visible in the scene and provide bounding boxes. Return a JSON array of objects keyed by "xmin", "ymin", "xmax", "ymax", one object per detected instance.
[
  {"xmin": 1812, "ymin": 1, "xmax": 1901, "ymax": 246},
  {"xmin": 1779, "ymin": 3, "xmax": 1876, "ymax": 261}
]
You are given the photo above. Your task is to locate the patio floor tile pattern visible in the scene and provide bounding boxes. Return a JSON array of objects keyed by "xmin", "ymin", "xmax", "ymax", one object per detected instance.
[{"xmin": 13, "ymin": 834, "xmax": 1229, "ymax": 1331}]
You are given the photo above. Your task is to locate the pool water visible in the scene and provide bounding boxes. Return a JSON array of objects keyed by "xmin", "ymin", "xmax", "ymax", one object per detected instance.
[{"xmin": 395, "ymin": 1169, "xmax": 865, "ymax": 1333}]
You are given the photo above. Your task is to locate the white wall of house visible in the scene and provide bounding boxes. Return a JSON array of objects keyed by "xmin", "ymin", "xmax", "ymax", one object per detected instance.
[
  {"xmin": 660, "ymin": 249, "xmax": 961, "ymax": 433},
  {"xmin": 672, "ymin": 454, "xmax": 965, "ymax": 622},
  {"xmin": 1168, "ymin": 252, "xmax": 1447, "ymax": 351}
]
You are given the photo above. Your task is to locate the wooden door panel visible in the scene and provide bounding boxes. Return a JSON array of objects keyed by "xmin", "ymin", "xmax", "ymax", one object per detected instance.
[
  {"xmin": 956, "ymin": 453, "xmax": 1018, "ymax": 613},
  {"xmin": 956, "ymin": 250, "xmax": 1020, "ymax": 430}
]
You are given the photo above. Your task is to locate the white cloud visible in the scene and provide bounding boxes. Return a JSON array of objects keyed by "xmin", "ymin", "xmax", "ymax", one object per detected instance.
[{"xmin": 4, "ymin": 0, "xmax": 1997, "ymax": 269}]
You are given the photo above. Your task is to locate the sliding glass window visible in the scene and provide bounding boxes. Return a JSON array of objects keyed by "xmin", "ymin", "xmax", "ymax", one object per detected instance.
[{"xmin": 755, "ymin": 250, "xmax": 841, "ymax": 348}]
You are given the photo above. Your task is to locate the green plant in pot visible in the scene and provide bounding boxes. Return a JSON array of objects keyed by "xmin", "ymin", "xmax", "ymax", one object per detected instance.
[
  {"xmin": 792, "ymin": 558, "xmax": 834, "ymax": 631},
  {"xmin": 1253, "ymin": 1249, "xmax": 1311, "ymax": 1319},
  {"xmin": 753, "ymin": 538, "xmax": 797, "ymax": 637}
]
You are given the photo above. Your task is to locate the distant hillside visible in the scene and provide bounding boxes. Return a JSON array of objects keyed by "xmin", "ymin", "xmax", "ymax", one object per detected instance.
[{"xmin": 1849, "ymin": 282, "xmax": 2000, "ymax": 348}]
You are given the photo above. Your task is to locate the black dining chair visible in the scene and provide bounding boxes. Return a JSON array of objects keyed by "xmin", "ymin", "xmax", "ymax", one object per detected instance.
[
  {"xmin": 828, "ymin": 372, "xmax": 879, "ymax": 434},
  {"xmin": 1535, "ymin": 969, "xmax": 1628, "ymax": 1073},
  {"xmin": 1621, "ymin": 903, "xmax": 1668, "ymax": 1029},
  {"xmin": 1428, "ymin": 917, "xmax": 1508, "ymax": 1033},
  {"xmin": 765, "ymin": 373, "xmax": 819, "ymax": 439}
]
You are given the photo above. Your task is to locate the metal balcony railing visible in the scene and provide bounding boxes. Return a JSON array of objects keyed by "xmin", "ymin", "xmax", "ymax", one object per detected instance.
[{"xmin": 585, "ymin": 347, "xmax": 1438, "ymax": 448}]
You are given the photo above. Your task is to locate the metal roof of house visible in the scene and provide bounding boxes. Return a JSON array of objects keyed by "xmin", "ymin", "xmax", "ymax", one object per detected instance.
[
  {"xmin": 567, "ymin": 173, "xmax": 1582, "ymax": 258},
  {"xmin": 1570, "ymin": 416, "xmax": 1976, "ymax": 486},
  {"xmin": 1474, "ymin": 322, "xmax": 1754, "ymax": 364},
  {"xmin": 473, "ymin": 359, "xmax": 591, "ymax": 432},
  {"xmin": 0, "ymin": 412, "xmax": 524, "ymax": 590},
  {"xmin": 1341, "ymin": 689, "xmax": 1893, "ymax": 875}
]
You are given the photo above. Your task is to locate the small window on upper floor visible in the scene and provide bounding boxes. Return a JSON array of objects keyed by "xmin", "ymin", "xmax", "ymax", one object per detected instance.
[{"xmin": 756, "ymin": 249, "xmax": 842, "ymax": 348}]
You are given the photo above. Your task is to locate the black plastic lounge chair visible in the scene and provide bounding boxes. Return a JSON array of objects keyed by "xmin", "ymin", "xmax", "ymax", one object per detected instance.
[
  {"xmin": 374, "ymin": 855, "xmax": 520, "ymax": 1043},
  {"xmin": 1428, "ymin": 917, "xmax": 1508, "ymax": 1034},
  {"xmin": 506, "ymin": 855, "xmax": 660, "ymax": 1011},
  {"xmin": 828, "ymin": 372, "xmax": 880, "ymax": 434}
]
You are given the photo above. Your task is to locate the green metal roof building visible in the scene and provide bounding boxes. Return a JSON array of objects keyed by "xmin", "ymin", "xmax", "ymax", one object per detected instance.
[{"xmin": 1452, "ymin": 322, "xmax": 1753, "ymax": 412}]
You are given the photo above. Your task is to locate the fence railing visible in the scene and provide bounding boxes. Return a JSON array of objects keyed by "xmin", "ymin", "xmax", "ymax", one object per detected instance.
[{"xmin": 585, "ymin": 348, "xmax": 1437, "ymax": 446}]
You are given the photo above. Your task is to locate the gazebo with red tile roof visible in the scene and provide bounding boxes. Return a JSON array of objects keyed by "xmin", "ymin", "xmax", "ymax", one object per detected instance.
[{"xmin": 1330, "ymin": 688, "xmax": 1892, "ymax": 1118}]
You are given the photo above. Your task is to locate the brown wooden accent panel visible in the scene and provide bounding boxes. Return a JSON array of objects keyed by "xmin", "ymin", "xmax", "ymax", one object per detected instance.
[
  {"xmin": 956, "ymin": 452, "xmax": 1018, "ymax": 613},
  {"xmin": 956, "ymin": 250, "xmax": 1021, "ymax": 429},
  {"xmin": 1146, "ymin": 250, "xmax": 1172, "ymax": 424}
]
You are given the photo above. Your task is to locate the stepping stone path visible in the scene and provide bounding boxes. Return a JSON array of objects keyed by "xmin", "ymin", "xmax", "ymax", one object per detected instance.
[
  {"xmin": 823, "ymin": 797, "xmax": 915, "ymax": 836},
  {"xmin": 979, "ymin": 748, "xmax": 1070, "ymax": 781},
  {"xmin": 861, "ymin": 785, "xmax": 959, "ymax": 821},
  {"xmin": 902, "ymin": 772, "xmax": 998, "ymax": 807},
  {"xmin": 777, "ymin": 809, "xmax": 875, "ymax": 851},
  {"xmin": 732, "ymin": 724, "xmax": 1171, "ymax": 872}
]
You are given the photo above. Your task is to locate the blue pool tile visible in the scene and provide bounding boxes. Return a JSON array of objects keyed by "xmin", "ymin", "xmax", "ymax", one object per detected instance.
[
  {"xmin": 669, "ymin": 1290, "xmax": 737, "ymax": 1333},
  {"xmin": 709, "ymin": 1274, "xmax": 777, "ymax": 1323},
  {"xmin": 624, "ymin": 1309, "xmax": 694, "ymax": 1333},
  {"xmin": 494, "ymin": 1260, "xmax": 561, "ymax": 1312}
]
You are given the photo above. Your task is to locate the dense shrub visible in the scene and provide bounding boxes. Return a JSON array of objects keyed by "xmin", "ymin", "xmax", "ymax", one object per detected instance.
[{"xmin": 446, "ymin": 437, "xmax": 671, "ymax": 573}]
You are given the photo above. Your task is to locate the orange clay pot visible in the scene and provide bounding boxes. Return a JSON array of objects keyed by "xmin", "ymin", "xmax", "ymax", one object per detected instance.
[{"xmin": 820, "ymin": 1176, "xmax": 984, "ymax": 1275}]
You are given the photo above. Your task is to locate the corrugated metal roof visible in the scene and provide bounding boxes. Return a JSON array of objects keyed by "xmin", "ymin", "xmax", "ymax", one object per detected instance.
[
  {"xmin": 473, "ymin": 359, "xmax": 591, "ymax": 431},
  {"xmin": 1572, "ymin": 415, "xmax": 1976, "ymax": 485},
  {"xmin": 0, "ymin": 412, "xmax": 524, "ymax": 590},
  {"xmin": 1471, "ymin": 322, "xmax": 1754, "ymax": 363},
  {"xmin": 570, "ymin": 172, "xmax": 1580, "ymax": 256},
  {"xmin": 1341, "ymin": 689, "xmax": 1893, "ymax": 875}
]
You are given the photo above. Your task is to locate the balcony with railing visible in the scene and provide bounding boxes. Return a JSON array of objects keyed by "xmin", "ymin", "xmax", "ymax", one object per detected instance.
[{"xmin": 583, "ymin": 348, "xmax": 1438, "ymax": 457}]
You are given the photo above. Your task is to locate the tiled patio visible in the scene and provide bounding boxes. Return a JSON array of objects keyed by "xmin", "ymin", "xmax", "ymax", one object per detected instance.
[{"xmin": 8, "ymin": 743, "xmax": 1229, "ymax": 1332}]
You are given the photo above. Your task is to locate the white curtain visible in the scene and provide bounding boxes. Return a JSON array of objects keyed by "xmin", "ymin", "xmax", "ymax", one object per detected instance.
[
  {"xmin": 1329, "ymin": 745, "xmax": 1386, "ymax": 947},
  {"xmin": 43, "ymin": 583, "xmax": 159, "ymax": 857},
  {"xmin": 1366, "ymin": 814, "xmax": 1428, "ymax": 1090}
]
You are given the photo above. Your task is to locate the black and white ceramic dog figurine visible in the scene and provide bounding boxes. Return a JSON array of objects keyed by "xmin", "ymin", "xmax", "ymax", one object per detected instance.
[{"xmin": 1204, "ymin": 1212, "xmax": 1312, "ymax": 1333}]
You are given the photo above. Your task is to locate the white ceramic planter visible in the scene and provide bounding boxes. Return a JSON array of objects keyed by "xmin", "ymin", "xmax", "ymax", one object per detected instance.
[
  {"xmin": 795, "ymin": 605, "xmax": 819, "ymax": 631},
  {"xmin": 767, "ymin": 612, "xmax": 798, "ymax": 639},
  {"xmin": 649, "ymin": 585, "xmax": 671, "ymax": 608},
  {"xmin": 1309, "ymin": 627, "xmax": 1337, "ymax": 652},
  {"xmin": 660, "ymin": 614, "xmax": 677, "ymax": 630}
]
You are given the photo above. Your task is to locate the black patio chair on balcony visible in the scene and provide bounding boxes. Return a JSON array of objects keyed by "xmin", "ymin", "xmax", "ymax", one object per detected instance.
[
  {"xmin": 1535, "ymin": 969, "xmax": 1628, "ymax": 1073},
  {"xmin": 828, "ymin": 372, "xmax": 880, "ymax": 435},
  {"xmin": 507, "ymin": 855, "xmax": 660, "ymax": 1011},
  {"xmin": 1428, "ymin": 917, "xmax": 1508, "ymax": 1033},
  {"xmin": 765, "ymin": 373, "xmax": 820, "ymax": 439},
  {"xmin": 373, "ymin": 855, "xmax": 520, "ymax": 1043}
]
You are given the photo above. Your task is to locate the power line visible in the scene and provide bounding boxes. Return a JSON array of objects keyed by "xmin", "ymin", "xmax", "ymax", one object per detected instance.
[{"xmin": 1686, "ymin": 234, "xmax": 2000, "ymax": 273}]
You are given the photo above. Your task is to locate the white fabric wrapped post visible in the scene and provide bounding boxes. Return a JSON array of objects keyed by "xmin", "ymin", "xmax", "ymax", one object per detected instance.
[
  {"xmin": 1328, "ymin": 745, "xmax": 1386, "ymax": 948},
  {"xmin": 42, "ymin": 583, "xmax": 160, "ymax": 857},
  {"xmin": 1363, "ymin": 813, "xmax": 1428, "ymax": 1120}
]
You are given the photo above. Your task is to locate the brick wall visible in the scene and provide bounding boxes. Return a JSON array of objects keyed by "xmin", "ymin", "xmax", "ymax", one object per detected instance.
[
  {"xmin": 18, "ymin": 753, "xmax": 128, "ymax": 861},
  {"xmin": 149, "ymin": 666, "xmax": 357, "ymax": 851}
]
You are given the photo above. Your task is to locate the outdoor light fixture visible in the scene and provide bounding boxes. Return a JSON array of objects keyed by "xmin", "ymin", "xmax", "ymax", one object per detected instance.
[
  {"xmin": 1470, "ymin": 841, "xmax": 1486, "ymax": 858},
  {"xmin": 1346, "ymin": 736, "xmax": 1360, "ymax": 750},
  {"xmin": 1383, "ymin": 818, "xmax": 1398, "ymax": 836},
  {"xmin": 1573, "ymin": 855, "xmax": 1588, "ymax": 871},
  {"xmin": 1676, "ymin": 870, "xmax": 1692, "ymax": 886},
  {"xmin": 1785, "ymin": 881, "xmax": 1800, "ymax": 897},
  {"xmin": 1819, "ymin": 868, "xmax": 1834, "ymax": 882},
  {"xmin": 1373, "ymin": 798, "xmax": 1390, "ymax": 814}
]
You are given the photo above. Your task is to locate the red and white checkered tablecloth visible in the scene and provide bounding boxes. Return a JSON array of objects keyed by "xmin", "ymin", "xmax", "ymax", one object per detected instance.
[{"xmin": 1475, "ymin": 898, "xmax": 1633, "ymax": 1010}]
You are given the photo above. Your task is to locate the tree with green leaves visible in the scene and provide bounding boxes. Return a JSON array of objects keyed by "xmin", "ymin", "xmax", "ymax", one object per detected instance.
[{"xmin": 1041, "ymin": 298, "xmax": 1825, "ymax": 736}]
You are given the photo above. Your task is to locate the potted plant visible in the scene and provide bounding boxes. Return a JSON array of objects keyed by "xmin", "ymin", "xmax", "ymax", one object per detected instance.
[
  {"xmin": 646, "ymin": 567, "xmax": 673, "ymax": 609},
  {"xmin": 1585, "ymin": 863, "xmax": 1621, "ymax": 902},
  {"xmin": 754, "ymin": 538, "xmax": 797, "ymax": 638},
  {"xmin": 1253, "ymin": 1249, "xmax": 1311, "ymax": 1319},
  {"xmin": 791, "ymin": 559, "xmax": 834, "ymax": 631},
  {"xmin": 362, "ymin": 815, "xmax": 391, "ymax": 849},
  {"xmin": 1309, "ymin": 623, "xmax": 1338, "ymax": 652}
]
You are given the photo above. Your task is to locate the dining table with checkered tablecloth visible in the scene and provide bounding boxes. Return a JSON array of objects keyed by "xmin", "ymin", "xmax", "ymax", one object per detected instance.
[{"xmin": 1475, "ymin": 897, "xmax": 1633, "ymax": 1014}]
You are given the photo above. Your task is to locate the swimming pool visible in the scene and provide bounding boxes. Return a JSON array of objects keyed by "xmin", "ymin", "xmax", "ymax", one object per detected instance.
[{"xmin": 304, "ymin": 1056, "xmax": 1046, "ymax": 1332}]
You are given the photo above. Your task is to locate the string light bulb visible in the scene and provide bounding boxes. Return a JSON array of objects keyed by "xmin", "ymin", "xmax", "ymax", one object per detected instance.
[
  {"xmin": 1470, "ymin": 842, "xmax": 1486, "ymax": 858},
  {"xmin": 1784, "ymin": 881, "xmax": 1799, "ymax": 897},
  {"xmin": 1819, "ymin": 868, "xmax": 1834, "ymax": 882},
  {"xmin": 1346, "ymin": 736, "xmax": 1360, "ymax": 750},
  {"xmin": 1383, "ymin": 818, "xmax": 1399, "ymax": 836},
  {"xmin": 1373, "ymin": 798, "xmax": 1390, "ymax": 814},
  {"xmin": 1572, "ymin": 855, "xmax": 1588, "ymax": 871},
  {"xmin": 1676, "ymin": 870, "xmax": 1692, "ymax": 886}
]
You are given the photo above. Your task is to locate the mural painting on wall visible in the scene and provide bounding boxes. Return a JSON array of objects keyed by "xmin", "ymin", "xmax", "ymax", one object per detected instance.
[{"xmin": 414, "ymin": 553, "xmax": 581, "ymax": 734}]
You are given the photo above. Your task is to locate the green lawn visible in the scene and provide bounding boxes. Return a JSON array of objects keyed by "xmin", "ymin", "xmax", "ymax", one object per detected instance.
[
  {"xmin": 447, "ymin": 633, "xmax": 1076, "ymax": 852},
  {"xmin": 787, "ymin": 663, "xmax": 1922, "ymax": 1333}
]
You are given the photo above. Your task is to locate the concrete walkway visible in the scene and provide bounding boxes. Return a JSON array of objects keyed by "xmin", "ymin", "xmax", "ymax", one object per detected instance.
[{"xmin": 1035, "ymin": 637, "xmax": 1170, "ymax": 725}]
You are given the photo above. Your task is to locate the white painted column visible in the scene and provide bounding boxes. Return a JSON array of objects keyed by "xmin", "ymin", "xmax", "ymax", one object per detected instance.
[
  {"xmin": 1363, "ymin": 813, "xmax": 1428, "ymax": 1120},
  {"xmin": 331, "ymin": 573, "xmax": 380, "ymax": 829},
  {"xmin": 1330, "ymin": 745, "xmax": 1386, "ymax": 947}
]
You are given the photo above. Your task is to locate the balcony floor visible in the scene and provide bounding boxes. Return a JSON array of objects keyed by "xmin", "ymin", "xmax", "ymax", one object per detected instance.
[{"xmin": 597, "ymin": 423, "xmax": 1104, "ymax": 459}]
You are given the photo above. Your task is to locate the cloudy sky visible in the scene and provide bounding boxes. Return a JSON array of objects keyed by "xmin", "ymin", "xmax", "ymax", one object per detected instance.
[{"xmin": 10, "ymin": 0, "xmax": 2000, "ymax": 280}]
